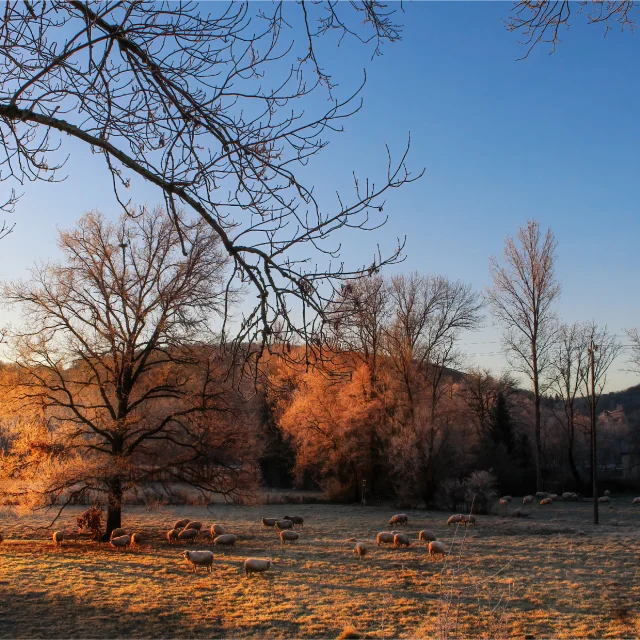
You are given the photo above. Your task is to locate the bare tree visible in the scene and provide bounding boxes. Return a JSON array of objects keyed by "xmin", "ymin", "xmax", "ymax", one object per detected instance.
[
  {"xmin": 1, "ymin": 208, "xmax": 261, "ymax": 537},
  {"xmin": 550, "ymin": 322, "xmax": 590, "ymax": 492},
  {"xmin": 0, "ymin": 1, "xmax": 419, "ymax": 358},
  {"xmin": 627, "ymin": 327, "xmax": 640, "ymax": 374},
  {"xmin": 486, "ymin": 219, "xmax": 560, "ymax": 491},
  {"xmin": 506, "ymin": 1, "xmax": 638, "ymax": 57}
]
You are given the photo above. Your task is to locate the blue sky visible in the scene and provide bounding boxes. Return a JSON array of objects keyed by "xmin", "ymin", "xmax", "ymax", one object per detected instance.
[{"xmin": 1, "ymin": 2, "xmax": 639, "ymax": 391}]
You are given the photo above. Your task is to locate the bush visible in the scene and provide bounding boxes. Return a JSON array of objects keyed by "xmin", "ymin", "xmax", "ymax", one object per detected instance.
[
  {"xmin": 76, "ymin": 504, "xmax": 104, "ymax": 540},
  {"xmin": 464, "ymin": 470, "xmax": 498, "ymax": 515},
  {"xmin": 435, "ymin": 478, "xmax": 467, "ymax": 511}
]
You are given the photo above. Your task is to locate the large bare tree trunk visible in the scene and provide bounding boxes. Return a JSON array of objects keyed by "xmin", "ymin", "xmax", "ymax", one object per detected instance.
[{"xmin": 102, "ymin": 477, "xmax": 123, "ymax": 542}]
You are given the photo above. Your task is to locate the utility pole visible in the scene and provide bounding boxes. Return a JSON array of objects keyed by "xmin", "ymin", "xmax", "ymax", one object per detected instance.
[{"xmin": 589, "ymin": 337, "xmax": 599, "ymax": 525}]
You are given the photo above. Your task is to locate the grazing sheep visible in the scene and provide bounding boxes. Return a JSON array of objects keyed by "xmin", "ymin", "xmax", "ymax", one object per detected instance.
[
  {"xmin": 131, "ymin": 533, "xmax": 143, "ymax": 546},
  {"xmin": 393, "ymin": 533, "xmax": 411, "ymax": 548},
  {"xmin": 354, "ymin": 542, "xmax": 367, "ymax": 560},
  {"xmin": 632, "ymin": 497, "xmax": 640, "ymax": 505},
  {"xmin": 419, "ymin": 530, "xmax": 437, "ymax": 543},
  {"xmin": 214, "ymin": 534, "xmax": 238, "ymax": 548},
  {"xmin": 110, "ymin": 534, "xmax": 131, "ymax": 550},
  {"xmin": 562, "ymin": 492, "xmax": 573, "ymax": 500},
  {"xmin": 109, "ymin": 528, "xmax": 127, "ymax": 539},
  {"xmin": 283, "ymin": 515, "xmax": 304, "ymax": 529},
  {"xmin": 244, "ymin": 557, "xmax": 271, "ymax": 578},
  {"xmin": 549, "ymin": 494, "xmax": 559, "ymax": 500},
  {"xmin": 500, "ymin": 495, "xmax": 512, "ymax": 503},
  {"xmin": 429, "ymin": 541, "xmax": 447, "ymax": 558},
  {"xmin": 389, "ymin": 514, "xmax": 409, "ymax": 526},
  {"xmin": 280, "ymin": 530, "xmax": 300, "ymax": 546},
  {"xmin": 540, "ymin": 498, "xmax": 553, "ymax": 505},
  {"xmin": 210, "ymin": 524, "xmax": 226, "ymax": 537},
  {"xmin": 447, "ymin": 514, "xmax": 466, "ymax": 526},
  {"xmin": 376, "ymin": 532, "xmax": 396, "ymax": 546},
  {"xmin": 167, "ymin": 529, "xmax": 180, "ymax": 543},
  {"xmin": 499, "ymin": 499, "xmax": 509, "ymax": 507},
  {"xmin": 535, "ymin": 492, "xmax": 548, "ymax": 499},
  {"xmin": 598, "ymin": 496, "xmax": 610, "ymax": 503},
  {"xmin": 523, "ymin": 495, "xmax": 534, "ymax": 504},
  {"xmin": 275, "ymin": 519, "xmax": 294, "ymax": 531},
  {"xmin": 181, "ymin": 550, "xmax": 214, "ymax": 574},
  {"xmin": 52, "ymin": 531, "xmax": 64, "ymax": 546},
  {"xmin": 174, "ymin": 518, "xmax": 190, "ymax": 529},
  {"xmin": 178, "ymin": 528, "xmax": 199, "ymax": 541},
  {"xmin": 465, "ymin": 515, "xmax": 476, "ymax": 526},
  {"xmin": 261, "ymin": 517, "xmax": 277, "ymax": 528},
  {"xmin": 184, "ymin": 521, "xmax": 203, "ymax": 531},
  {"xmin": 604, "ymin": 490, "xmax": 611, "ymax": 497}
]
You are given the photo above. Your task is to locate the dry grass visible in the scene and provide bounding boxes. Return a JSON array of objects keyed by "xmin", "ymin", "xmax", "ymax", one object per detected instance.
[{"xmin": 1, "ymin": 499, "xmax": 640, "ymax": 638}]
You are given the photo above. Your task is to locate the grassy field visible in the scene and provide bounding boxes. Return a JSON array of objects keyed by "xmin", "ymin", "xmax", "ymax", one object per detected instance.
[{"xmin": 1, "ymin": 498, "xmax": 640, "ymax": 638}]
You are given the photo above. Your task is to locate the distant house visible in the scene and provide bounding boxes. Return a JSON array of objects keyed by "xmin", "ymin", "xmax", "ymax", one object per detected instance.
[{"xmin": 621, "ymin": 452, "xmax": 640, "ymax": 479}]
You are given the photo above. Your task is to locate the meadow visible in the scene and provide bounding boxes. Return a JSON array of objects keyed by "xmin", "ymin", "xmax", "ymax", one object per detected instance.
[{"xmin": 1, "ymin": 498, "xmax": 640, "ymax": 638}]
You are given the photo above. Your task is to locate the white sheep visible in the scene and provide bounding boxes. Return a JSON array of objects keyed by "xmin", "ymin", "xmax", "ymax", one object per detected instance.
[
  {"xmin": 562, "ymin": 492, "xmax": 573, "ymax": 500},
  {"xmin": 598, "ymin": 496, "xmax": 610, "ymax": 503},
  {"xmin": 275, "ymin": 519, "xmax": 294, "ymax": 531},
  {"xmin": 393, "ymin": 533, "xmax": 411, "ymax": 548},
  {"xmin": 429, "ymin": 541, "xmax": 447, "ymax": 558},
  {"xmin": 535, "ymin": 492, "xmax": 548, "ymax": 499},
  {"xmin": 184, "ymin": 521, "xmax": 203, "ymax": 531},
  {"xmin": 131, "ymin": 533, "xmax": 143, "ymax": 546},
  {"xmin": 632, "ymin": 497, "xmax": 640, "ymax": 505},
  {"xmin": 261, "ymin": 517, "xmax": 277, "ymax": 528},
  {"xmin": 174, "ymin": 518, "xmax": 190, "ymax": 529},
  {"xmin": 389, "ymin": 514, "xmax": 408, "ymax": 526},
  {"xmin": 604, "ymin": 490, "xmax": 611, "ymax": 497},
  {"xmin": 52, "ymin": 531, "xmax": 64, "ymax": 546},
  {"xmin": 182, "ymin": 550, "xmax": 214, "ymax": 574},
  {"xmin": 178, "ymin": 528, "xmax": 199, "ymax": 541},
  {"xmin": 109, "ymin": 528, "xmax": 127, "ymax": 540},
  {"xmin": 549, "ymin": 494, "xmax": 559, "ymax": 500},
  {"xmin": 283, "ymin": 515, "xmax": 304, "ymax": 529},
  {"xmin": 501, "ymin": 495, "xmax": 512, "ymax": 503},
  {"xmin": 447, "ymin": 514, "xmax": 465, "ymax": 526},
  {"xmin": 354, "ymin": 542, "xmax": 367, "ymax": 560},
  {"xmin": 523, "ymin": 495, "xmax": 534, "ymax": 504},
  {"xmin": 244, "ymin": 557, "xmax": 271, "ymax": 578},
  {"xmin": 167, "ymin": 529, "xmax": 180, "ymax": 543},
  {"xmin": 110, "ymin": 534, "xmax": 131, "ymax": 550},
  {"xmin": 214, "ymin": 534, "xmax": 238, "ymax": 548},
  {"xmin": 540, "ymin": 498, "xmax": 552, "ymax": 505},
  {"xmin": 419, "ymin": 530, "xmax": 436, "ymax": 543},
  {"xmin": 210, "ymin": 524, "xmax": 226, "ymax": 537},
  {"xmin": 280, "ymin": 530, "xmax": 300, "ymax": 546},
  {"xmin": 376, "ymin": 532, "xmax": 395, "ymax": 546}
]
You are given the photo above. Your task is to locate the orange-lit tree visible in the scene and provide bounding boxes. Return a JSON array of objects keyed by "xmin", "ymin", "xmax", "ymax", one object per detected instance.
[{"xmin": 1, "ymin": 208, "xmax": 260, "ymax": 537}]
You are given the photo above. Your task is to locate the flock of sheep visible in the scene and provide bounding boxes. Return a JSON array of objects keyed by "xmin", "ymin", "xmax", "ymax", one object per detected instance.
[{"xmin": 501, "ymin": 491, "xmax": 640, "ymax": 507}]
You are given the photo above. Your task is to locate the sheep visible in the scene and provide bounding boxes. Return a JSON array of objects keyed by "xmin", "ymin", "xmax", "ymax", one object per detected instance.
[
  {"xmin": 389, "ymin": 514, "xmax": 408, "ymax": 526},
  {"xmin": 540, "ymin": 498, "xmax": 553, "ymax": 505},
  {"xmin": 52, "ymin": 531, "xmax": 64, "ymax": 546},
  {"xmin": 549, "ymin": 494, "xmax": 559, "ymax": 500},
  {"xmin": 167, "ymin": 529, "xmax": 180, "ymax": 543},
  {"xmin": 110, "ymin": 534, "xmax": 131, "ymax": 550},
  {"xmin": 354, "ymin": 542, "xmax": 367, "ymax": 560},
  {"xmin": 604, "ymin": 490, "xmax": 611, "ymax": 497},
  {"xmin": 523, "ymin": 495, "xmax": 534, "ymax": 505},
  {"xmin": 500, "ymin": 495, "xmax": 512, "ymax": 503},
  {"xmin": 174, "ymin": 518, "xmax": 190, "ymax": 529},
  {"xmin": 535, "ymin": 492, "xmax": 548, "ymax": 499},
  {"xmin": 447, "ymin": 514, "xmax": 466, "ymax": 526},
  {"xmin": 280, "ymin": 530, "xmax": 300, "ymax": 546},
  {"xmin": 275, "ymin": 519, "xmax": 294, "ymax": 531},
  {"xmin": 465, "ymin": 515, "xmax": 476, "ymax": 526},
  {"xmin": 181, "ymin": 550, "xmax": 214, "ymax": 574},
  {"xmin": 210, "ymin": 524, "xmax": 226, "ymax": 537},
  {"xmin": 244, "ymin": 558, "xmax": 271, "ymax": 578},
  {"xmin": 283, "ymin": 515, "xmax": 304, "ymax": 529},
  {"xmin": 376, "ymin": 532, "xmax": 396, "ymax": 546},
  {"xmin": 109, "ymin": 528, "xmax": 127, "ymax": 540},
  {"xmin": 598, "ymin": 496, "xmax": 610, "ymax": 503},
  {"xmin": 562, "ymin": 492, "xmax": 573, "ymax": 500},
  {"xmin": 184, "ymin": 521, "xmax": 203, "ymax": 531},
  {"xmin": 419, "ymin": 530, "xmax": 437, "ymax": 543},
  {"xmin": 261, "ymin": 517, "xmax": 277, "ymax": 528},
  {"xmin": 499, "ymin": 499, "xmax": 509, "ymax": 507},
  {"xmin": 131, "ymin": 533, "xmax": 143, "ymax": 546},
  {"xmin": 429, "ymin": 541, "xmax": 447, "ymax": 558},
  {"xmin": 632, "ymin": 497, "xmax": 640, "ymax": 505},
  {"xmin": 214, "ymin": 534, "xmax": 238, "ymax": 548},
  {"xmin": 393, "ymin": 533, "xmax": 411, "ymax": 548},
  {"xmin": 178, "ymin": 528, "xmax": 199, "ymax": 541}
]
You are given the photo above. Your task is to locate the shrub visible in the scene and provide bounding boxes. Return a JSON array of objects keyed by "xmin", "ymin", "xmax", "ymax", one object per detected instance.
[
  {"xmin": 464, "ymin": 470, "xmax": 498, "ymax": 515},
  {"xmin": 77, "ymin": 504, "xmax": 104, "ymax": 540}
]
